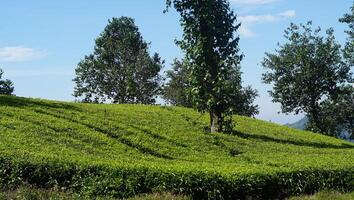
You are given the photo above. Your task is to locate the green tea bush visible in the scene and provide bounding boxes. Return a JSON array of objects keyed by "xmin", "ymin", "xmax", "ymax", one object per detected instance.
[{"xmin": 0, "ymin": 95, "xmax": 353, "ymax": 199}]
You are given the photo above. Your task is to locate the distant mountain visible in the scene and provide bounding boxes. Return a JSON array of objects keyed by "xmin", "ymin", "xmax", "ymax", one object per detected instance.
[
  {"xmin": 285, "ymin": 117, "xmax": 353, "ymax": 142},
  {"xmin": 285, "ymin": 117, "xmax": 308, "ymax": 130}
]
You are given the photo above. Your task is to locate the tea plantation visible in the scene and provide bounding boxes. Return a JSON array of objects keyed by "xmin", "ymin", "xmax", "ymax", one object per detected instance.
[{"xmin": 0, "ymin": 95, "xmax": 353, "ymax": 199}]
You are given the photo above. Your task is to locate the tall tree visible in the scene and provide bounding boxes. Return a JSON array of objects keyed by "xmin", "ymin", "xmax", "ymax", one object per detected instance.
[
  {"xmin": 315, "ymin": 4, "xmax": 354, "ymax": 139},
  {"xmin": 262, "ymin": 22, "xmax": 352, "ymax": 134},
  {"xmin": 73, "ymin": 17, "xmax": 163, "ymax": 104},
  {"xmin": 304, "ymin": 4, "xmax": 354, "ymax": 138},
  {"xmin": 163, "ymin": 59, "xmax": 259, "ymax": 117},
  {"xmin": 339, "ymin": 2, "xmax": 354, "ymax": 67},
  {"xmin": 0, "ymin": 68, "xmax": 14, "ymax": 95},
  {"xmin": 166, "ymin": 0, "xmax": 243, "ymax": 132}
]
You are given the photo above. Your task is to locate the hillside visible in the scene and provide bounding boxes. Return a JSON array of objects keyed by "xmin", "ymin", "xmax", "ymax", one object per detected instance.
[
  {"xmin": 0, "ymin": 95, "xmax": 353, "ymax": 199},
  {"xmin": 286, "ymin": 117, "xmax": 353, "ymax": 142}
]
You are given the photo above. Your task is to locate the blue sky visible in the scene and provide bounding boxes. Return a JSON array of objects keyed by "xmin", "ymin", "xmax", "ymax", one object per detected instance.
[{"xmin": 0, "ymin": 0, "xmax": 352, "ymax": 124}]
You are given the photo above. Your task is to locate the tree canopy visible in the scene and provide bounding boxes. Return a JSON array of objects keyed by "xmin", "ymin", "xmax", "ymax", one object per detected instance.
[
  {"xmin": 73, "ymin": 17, "xmax": 163, "ymax": 104},
  {"xmin": 315, "ymin": 4, "xmax": 354, "ymax": 139},
  {"xmin": 163, "ymin": 59, "xmax": 259, "ymax": 117},
  {"xmin": 162, "ymin": 59, "xmax": 193, "ymax": 108},
  {"xmin": 262, "ymin": 22, "xmax": 353, "ymax": 134},
  {"xmin": 166, "ymin": 0, "xmax": 244, "ymax": 133},
  {"xmin": 0, "ymin": 68, "xmax": 14, "ymax": 95}
]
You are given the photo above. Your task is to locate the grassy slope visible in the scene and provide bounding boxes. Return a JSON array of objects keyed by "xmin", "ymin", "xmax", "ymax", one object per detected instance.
[{"xmin": 0, "ymin": 95, "xmax": 353, "ymax": 198}]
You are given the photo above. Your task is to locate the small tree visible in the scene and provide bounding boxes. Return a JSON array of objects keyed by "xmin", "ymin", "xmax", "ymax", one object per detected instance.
[
  {"xmin": 166, "ymin": 0, "xmax": 244, "ymax": 132},
  {"xmin": 262, "ymin": 22, "xmax": 352, "ymax": 133},
  {"xmin": 0, "ymin": 68, "xmax": 14, "ymax": 95},
  {"xmin": 163, "ymin": 59, "xmax": 259, "ymax": 117},
  {"xmin": 163, "ymin": 59, "xmax": 193, "ymax": 107},
  {"xmin": 73, "ymin": 17, "xmax": 163, "ymax": 104}
]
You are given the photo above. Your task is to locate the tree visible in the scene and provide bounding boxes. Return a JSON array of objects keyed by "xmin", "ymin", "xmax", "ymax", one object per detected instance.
[
  {"xmin": 318, "ymin": 85, "xmax": 354, "ymax": 139},
  {"xmin": 339, "ymin": 2, "xmax": 354, "ymax": 67},
  {"xmin": 73, "ymin": 17, "xmax": 163, "ymax": 104},
  {"xmin": 166, "ymin": 0, "xmax": 243, "ymax": 132},
  {"xmin": 262, "ymin": 22, "xmax": 352, "ymax": 134},
  {"xmin": 163, "ymin": 59, "xmax": 259, "ymax": 117},
  {"xmin": 231, "ymin": 86, "xmax": 259, "ymax": 117},
  {"xmin": 163, "ymin": 59, "xmax": 193, "ymax": 108},
  {"xmin": 0, "ymin": 68, "xmax": 14, "ymax": 95},
  {"xmin": 313, "ymin": 4, "xmax": 354, "ymax": 139}
]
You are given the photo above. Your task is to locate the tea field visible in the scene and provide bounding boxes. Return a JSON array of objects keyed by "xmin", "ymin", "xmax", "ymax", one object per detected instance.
[{"xmin": 0, "ymin": 95, "xmax": 353, "ymax": 199}]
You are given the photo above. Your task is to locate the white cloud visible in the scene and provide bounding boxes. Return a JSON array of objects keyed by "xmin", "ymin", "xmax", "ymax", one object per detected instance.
[
  {"xmin": 279, "ymin": 10, "xmax": 296, "ymax": 17},
  {"xmin": 239, "ymin": 14, "xmax": 277, "ymax": 23},
  {"xmin": 231, "ymin": 0, "xmax": 279, "ymax": 5},
  {"xmin": 239, "ymin": 10, "xmax": 296, "ymax": 38},
  {"xmin": 0, "ymin": 46, "xmax": 46, "ymax": 62},
  {"xmin": 239, "ymin": 25, "xmax": 257, "ymax": 38}
]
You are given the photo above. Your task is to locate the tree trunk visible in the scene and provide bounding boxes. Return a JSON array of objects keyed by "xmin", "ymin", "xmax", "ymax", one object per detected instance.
[
  {"xmin": 210, "ymin": 110, "xmax": 222, "ymax": 133},
  {"xmin": 308, "ymin": 105, "xmax": 324, "ymax": 133}
]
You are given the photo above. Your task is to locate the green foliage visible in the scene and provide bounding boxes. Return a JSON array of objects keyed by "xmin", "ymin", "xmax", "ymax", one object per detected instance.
[
  {"xmin": 262, "ymin": 21, "xmax": 353, "ymax": 134},
  {"xmin": 317, "ymin": 85, "xmax": 354, "ymax": 139},
  {"xmin": 0, "ymin": 95, "xmax": 353, "ymax": 199},
  {"xmin": 229, "ymin": 82, "xmax": 259, "ymax": 118},
  {"xmin": 339, "ymin": 2, "xmax": 354, "ymax": 67},
  {"xmin": 162, "ymin": 59, "xmax": 192, "ymax": 108},
  {"xmin": 162, "ymin": 59, "xmax": 259, "ymax": 117},
  {"xmin": 73, "ymin": 17, "xmax": 163, "ymax": 104},
  {"xmin": 316, "ymin": 4, "xmax": 354, "ymax": 139},
  {"xmin": 0, "ymin": 69, "xmax": 14, "ymax": 96},
  {"xmin": 166, "ymin": 0, "xmax": 243, "ymax": 132}
]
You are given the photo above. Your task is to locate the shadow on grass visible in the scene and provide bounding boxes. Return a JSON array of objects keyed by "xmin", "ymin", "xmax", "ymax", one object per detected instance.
[
  {"xmin": 129, "ymin": 125, "xmax": 188, "ymax": 148},
  {"xmin": 0, "ymin": 96, "xmax": 175, "ymax": 160},
  {"xmin": 33, "ymin": 109, "xmax": 174, "ymax": 160},
  {"xmin": 231, "ymin": 130, "xmax": 354, "ymax": 149},
  {"xmin": 0, "ymin": 95, "xmax": 80, "ymax": 111},
  {"xmin": 160, "ymin": 106, "xmax": 207, "ymax": 128},
  {"xmin": 1, "ymin": 111, "xmax": 109, "ymax": 149}
]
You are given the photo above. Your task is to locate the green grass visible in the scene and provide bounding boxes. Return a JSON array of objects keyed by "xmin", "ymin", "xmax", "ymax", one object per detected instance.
[
  {"xmin": 1, "ymin": 186, "xmax": 353, "ymax": 200},
  {"xmin": 129, "ymin": 192, "xmax": 190, "ymax": 200},
  {"xmin": 0, "ymin": 185, "xmax": 188, "ymax": 200},
  {"xmin": 0, "ymin": 95, "xmax": 353, "ymax": 199},
  {"xmin": 0, "ymin": 186, "xmax": 80, "ymax": 200},
  {"xmin": 290, "ymin": 191, "xmax": 354, "ymax": 200}
]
